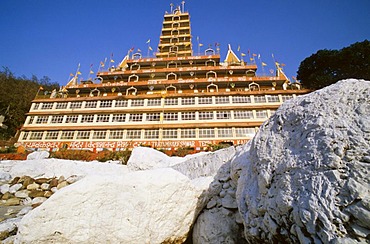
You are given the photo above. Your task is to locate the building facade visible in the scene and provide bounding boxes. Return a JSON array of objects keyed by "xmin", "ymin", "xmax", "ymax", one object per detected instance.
[{"xmin": 17, "ymin": 5, "xmax": 309, "ymax": 152}]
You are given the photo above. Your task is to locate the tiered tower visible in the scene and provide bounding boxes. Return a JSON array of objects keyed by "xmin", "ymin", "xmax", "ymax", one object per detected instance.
[{"xmin": 17, "ymin": 4, "xmax": 309, "ymax": 152}]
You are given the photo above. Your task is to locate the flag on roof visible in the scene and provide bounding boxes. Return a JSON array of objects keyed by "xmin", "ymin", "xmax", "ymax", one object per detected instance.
[
  {"xmin": 241, "ymin": 53, "xmax": 246, "ymax": 57},
  {"xmin": 146, "ymin": 39, "xmax": 151, "ymax": 43},
  {"xmin": 148, "ymin": 46, "xmax": 153, "ymax": 51},
  {"xmin": 70, "ymin": 73, "xmax": 74, "ymax": 76},
  {"xmin": 110, "ymin": 59, "xmax": 115, "ymax": 63},
  {"xmin": 77, "ymin": 71, "xmax": 82, "ymax": 75},
  {"xmin": 90, "ymin": 70, "xmax": 94, "ymax": 74},
  {"xmin": 237, "ymin": 45, "xmax": 240, "ymax": 51},
  {"xmin": 262, "ymin": 62, "xmax": 267, "ymax": 66},
  {"xmin": 199, "ymin": 43, "xmax": 203, "ymax": 47}
]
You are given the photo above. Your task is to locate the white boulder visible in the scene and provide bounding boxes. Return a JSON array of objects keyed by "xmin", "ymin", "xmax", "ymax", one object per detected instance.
[
  {"xmin": 172, "ymin": 146, "xmax": 236, "ymax": 179},
  {"xmin": 15, "ymin": 168, "xmax": 209, "ymax": 243},
  {"xmin": 26, "ymin": 151, "xmax": 49, "ymax": 160},
  {"xmin": 235, "ymin": 79, "xmax": 370, "ymax": 243},
  {"xmin": 127, "ymin": 146, "xmax": 185, "ymax": 170},
  {"xmin": 8, "ymin": 158, "xmax": 128, "ymax": 179}
]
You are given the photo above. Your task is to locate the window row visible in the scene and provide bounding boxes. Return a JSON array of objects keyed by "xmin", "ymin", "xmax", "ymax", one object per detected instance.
[
  {"xmin": 21, "ymin": 127, "xmax": 257, "ymax": 141},
  {"xmin": 31, "ymin": 95, "xmax": 294, "ymax": 110},
  {"xmin": 27, "ymin": 110, "xmax": 273, "ymax": 125}
]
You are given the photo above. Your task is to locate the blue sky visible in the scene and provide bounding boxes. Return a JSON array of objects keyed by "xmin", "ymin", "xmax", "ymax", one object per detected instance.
[{"xmin": 0, "ymin": 0, "xmax": 369, "ymax": 85}]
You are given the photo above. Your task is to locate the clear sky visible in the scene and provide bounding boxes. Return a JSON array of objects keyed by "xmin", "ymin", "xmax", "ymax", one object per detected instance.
[{"xmin": 0, "ymin": 0, "xmax": 369, "ymax": 85}]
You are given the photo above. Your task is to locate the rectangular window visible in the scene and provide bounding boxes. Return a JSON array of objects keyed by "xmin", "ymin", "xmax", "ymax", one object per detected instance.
[
  {"xmin": 253, "ymin": 96, "xmax": 267, "ymax": 103},
  {"xmin": 65, "ymin": 115, "xmax": 78, "ymax": 123},
  {"xmin": 163, "ymin": 112, "xmax": 178, "ymax": 121},
  {"xmin": 199, "ymin": 128, "xmax": 215, "ymax": 138},
  {"xmin": 21, "ymin": 132, "xmax": 29, "ymax": 140},
  {"xmin": 60, "ymin": 131, "xmax": 75, "ymax": 140},
  {"xmin": 27, "ymin": 116, "xmax": 35, "ymax": 125},
  {"xmin": 281, "ymin": 95, "xmax": 293, "ymax": 102},
  {"xmin": 51, "ymin": 115, "xmax": 64, "ymax": 124},
  {"xmin": 181, "ymin": 128, "xmax": 196, "ymax": 138},
  {"xmin": 126, "ymin": 130, "xmax": 141, "ymax": 139},
  {"xmin": 96, "ymin": 114, "xmax": 110, "ymax": 123},
  {"xmin": 92, "ymin": 131, "xmax": 107, "ymax": 139},
  {"xmin": 129, "ymin": 114, "xmax": 143, "ymax": 122},
  {"xmin": 33, "ymin": 103, "xmax": 40, "ymax": 110},
  {"xmin": 85, "ymin": 101, "xmax": 97, "ymax": 108},
  {"xmin": 215, "ymin": 96, "xmax": 230, "ymax": 104},
  {"xmin": 41, "ymin": 103, "xmax": 53, "ymax": 110},
  {"xmin": 146, "ymin": 113, "xmax": 161, "ymax": 121},
  {"xmin": 181, "ymin": 112, "xmax": 195, "ymax": 120},
  {"xmin": 199, "ymin": 111, "xmax": 213, "ymax": 120},
  {"xmin": 256, "ymin": 110, "xmax": 268, "ymax": 119},
  {"xmin": 232, "ymin": 96, "xmax": 251, "ymax": 104},
  {"xmin": 81, "ymin": 115, "xmax": 94, "ymax": 123},
  {"xmin": 70, "ymin": 102, "xmax": 82, "ymax": 109},
  {"xmin": 76, "ymin": 131, "xmax": 91, "ymax": 139},
  {"xmin": 100, "ymin": 100, "xmax": 112, "ymax": 108},
  {"xmin": 235, "ymin": 128, "xmax": 256, "ymax": 137},
  {"xmin": 29, "ymin": 132, "xmax": 44, "ymax": 140},
  {"xmin": 162, "ymin": 129, "xmax": 178, "ymax": 139},
  {"xmin": 218, "ymin": 128, "xmax": 233, "ymax": 138},
  {"xmin": 45, "ymin": 131, "xmax": 59, "ymax": 140},
  {"xmin": 266, "ymin": 95, "xmax": 280, "ymax": 103},
  {"xmin": 164, "ymin": 98, "xmax": 178, "ymax": 106},
  {"xmin": 198, "ymin": 97, "xmax": 213, "ymax": 105},
  {"xmin": 181, "ymin": 97, "xmax": 195, "ymax": 105},
  {"xmin": 115, "ymin": 100, "xmax": 128, "ymax": 107},
  {"xmin": 55, "ymin": 102, "xmax": 68, "ymax": 109},
  {"xmin": 112, "ymin": 114, "xmax": 126, "ymax": 122},
  {"xmin": 144, "ymin": 130, "xmax": 159, "ymax": 139},
  {"xmin": 131, "ymin": 99, "xmax": 144, "ymax": 107},
  {"xmin": 147, "ymin": 99, "xmax": 161, "ymax": 106},
  {"xmin": 36, "ymin": 116, "xmax": 49, "ymax": 124},
  {"xmin": 109, "ymin": 130, "xmax": 125, "ymax": 139},
  {"xmin": 216, "ymin": 111, "xmax": 231, "ymax": 119},
  {"xmin": 234, "ymin": 110, "xmax": 254, "ymax": 119}
]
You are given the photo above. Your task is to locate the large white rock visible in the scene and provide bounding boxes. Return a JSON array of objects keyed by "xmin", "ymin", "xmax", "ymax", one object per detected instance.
[
  {"xmin": 15, "ymin": 168, "xmax": 209, "ymax": 243},
  {"xmin": 172, "ymin": 146, "xmax": 236, "ymax": 179},
  {"xmin": 7, "ymin": 158, "xmax": 128, "ymax": 179},
  {"xmin": 127, "ymin": 146, "xmax": 185, "ymax": 170},
  {"xmin": 235, "ymin": 79, "xmax": 370, "ymax": 243},
  {"xmin": 26, "ymin": 151, "xmax": 49, "ymax": 160}
]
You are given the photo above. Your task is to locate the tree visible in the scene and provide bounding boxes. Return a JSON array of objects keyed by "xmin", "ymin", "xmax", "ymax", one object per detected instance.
[
  {"xmin": 0, "ymin": 67, "xmax": 59, "ymax": 141},
  {"xmin": 297, "ymin": 40, "xmax": 370, "ymax": 90}
]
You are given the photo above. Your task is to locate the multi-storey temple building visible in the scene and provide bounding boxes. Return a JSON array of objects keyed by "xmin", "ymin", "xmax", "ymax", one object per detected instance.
[{"xmin": 17, "ymin": 4, "xmax": 309, "ymax": 152}]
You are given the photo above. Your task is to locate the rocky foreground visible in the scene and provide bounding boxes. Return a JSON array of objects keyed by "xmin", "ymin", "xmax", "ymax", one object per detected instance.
[{"xmin": 0, "ymin": 79, "xmax": 369, "ymax": 243}]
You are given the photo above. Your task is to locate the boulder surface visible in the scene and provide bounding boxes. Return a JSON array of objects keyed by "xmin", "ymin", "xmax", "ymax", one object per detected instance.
[
  {"xmin": 235, "ymin": 79, "xmax": 370, "ymax": 243},
  {"xmin": 15, "ymin": 168, "xmax": 208, "ymax": 243}
]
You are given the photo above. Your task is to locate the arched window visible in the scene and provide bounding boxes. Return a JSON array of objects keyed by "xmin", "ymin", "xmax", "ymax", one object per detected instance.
[
  {"xmin": 205, "ymin": 59, "xmax": 216, "ymax": 66},
  {"xmin": 132, "ymin": 53, "xmax": 142, "ymax": 60},
  {"xmin": 249, "ymin": 82, "xmax": 260, "ymax": 91},
  {"xmin": 205, "ymin": 48, "xmax": 215, "ymax": 56},
  {"xmin": 171, "ymin": 29, "xmax": 180, "ymax": 36},
  {"xmin": 172, "ymin": 22, "xmax": 180, "ymax": 28},
  {"xmin": 165, "ymin": 84, "xmax": 177, "ymax": 93},
  {"xmin": 90, "ymin": 88, "xmax": 100, "ymax": 97},
  {"xmin": 246, "ymin": 70, "xmax": 256, "ymax": 76},
  {"xmin": 166, "ymin": 72, "xmax": 177, "ymax": 80},
  {"xmin": 126, "ymin": 86, "xmax": 137, "ymax": 96},
  {"xmin": 207, "ymin": 83, "xmax": 218, "ymax": 92},
  {"xmin": 130, "ymin": 63, "xmax": 140, "ymax": 71},
  {"xmin": 170, "ymin": 37, "xmax": 179, "ymax": 44},
  {"xmin": 206, "ymin": 71, "xmax": 217, "ymax": 79},
  {"xmin": 169, "ymin": 45, "xmax": 179, "ymax": 53},
  {"xmin": 128, "ymin": 74, "xmax": 139, "ymax": 82},
  {"xmin": 167, "ymin": 61, "xmax": 178, "ymax": 68}
]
